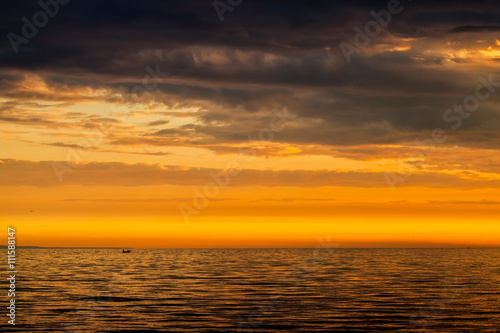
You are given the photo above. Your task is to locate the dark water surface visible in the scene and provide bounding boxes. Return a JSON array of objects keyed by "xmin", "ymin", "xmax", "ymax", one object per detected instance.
[{"xmin": 2, "ymin": 248, "xmax": 500, "ymax": 332}]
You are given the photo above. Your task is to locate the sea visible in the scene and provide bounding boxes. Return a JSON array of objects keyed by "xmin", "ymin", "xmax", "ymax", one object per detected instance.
[{"xmin": 2, "ymin": 248, "xmax": 500, "ymax": 332}]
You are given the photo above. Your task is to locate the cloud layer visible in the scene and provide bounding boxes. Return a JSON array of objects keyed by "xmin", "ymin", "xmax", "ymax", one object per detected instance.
[{"xmin": 1, "ymin": 0, "xmax": 500, "ymax": 155}]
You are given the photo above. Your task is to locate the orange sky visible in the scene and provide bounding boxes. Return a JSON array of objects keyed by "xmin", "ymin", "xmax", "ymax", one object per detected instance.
[{"xmin": 1, "ymin": 3, "xmax": 500, "ymax": 248}]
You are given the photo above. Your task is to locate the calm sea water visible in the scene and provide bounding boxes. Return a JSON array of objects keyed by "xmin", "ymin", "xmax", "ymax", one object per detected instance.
[{"xmin": 2, "ymin": 248, "xmax": 500, "ymax": 332}]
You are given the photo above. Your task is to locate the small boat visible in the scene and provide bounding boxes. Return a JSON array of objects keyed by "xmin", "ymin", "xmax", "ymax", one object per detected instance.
[{"xmin": 122, "ymin": 249, "xmax": 131, "ymax": 253}]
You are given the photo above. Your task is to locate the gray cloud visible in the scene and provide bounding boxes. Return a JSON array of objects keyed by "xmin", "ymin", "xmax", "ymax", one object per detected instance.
[
  {"xmin": 1, "ymin": 0, "xmax": 499, "ymax": 153},
  {"xmin": 2, "ymin": 159, "xmax": 500, "ymax": 188},
  {"xmin": 449, "ymin": 25, "xmax": 500, "ymax": 33}
]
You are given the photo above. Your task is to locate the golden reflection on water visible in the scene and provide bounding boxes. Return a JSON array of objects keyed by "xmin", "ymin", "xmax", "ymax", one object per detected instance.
[{"xmin": 6, "ymin": 248, "xmax": 500, "ymax": 332}]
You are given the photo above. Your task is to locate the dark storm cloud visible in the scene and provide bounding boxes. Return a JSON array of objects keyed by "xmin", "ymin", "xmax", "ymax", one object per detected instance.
[
  {"xmin": 1, "ymin": 0, "xmax": 498, "ymax": 70},
  {"xmin": 449, "ymin": 25, "xmax": 500, "ymax": 33},
  {"xmin": 1, "ymin": 0, "xmax": 500, "ymax": 150}
]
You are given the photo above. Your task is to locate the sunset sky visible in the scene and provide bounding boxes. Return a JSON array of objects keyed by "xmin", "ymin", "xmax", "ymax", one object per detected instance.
[{"xmin": 1, "ymin": 0, "xmax": 499, "ymax": 248}]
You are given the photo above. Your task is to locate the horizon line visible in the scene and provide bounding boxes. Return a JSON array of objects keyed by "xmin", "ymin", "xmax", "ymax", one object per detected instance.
[{"xmin": 3, "ymin": 245, "xmax": 500, "ymax": 249}]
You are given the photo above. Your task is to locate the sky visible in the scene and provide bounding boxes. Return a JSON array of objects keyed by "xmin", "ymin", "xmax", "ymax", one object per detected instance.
[{"xmin": 1, "ymin": 0, "xmax": 500, "ymax": 248}]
